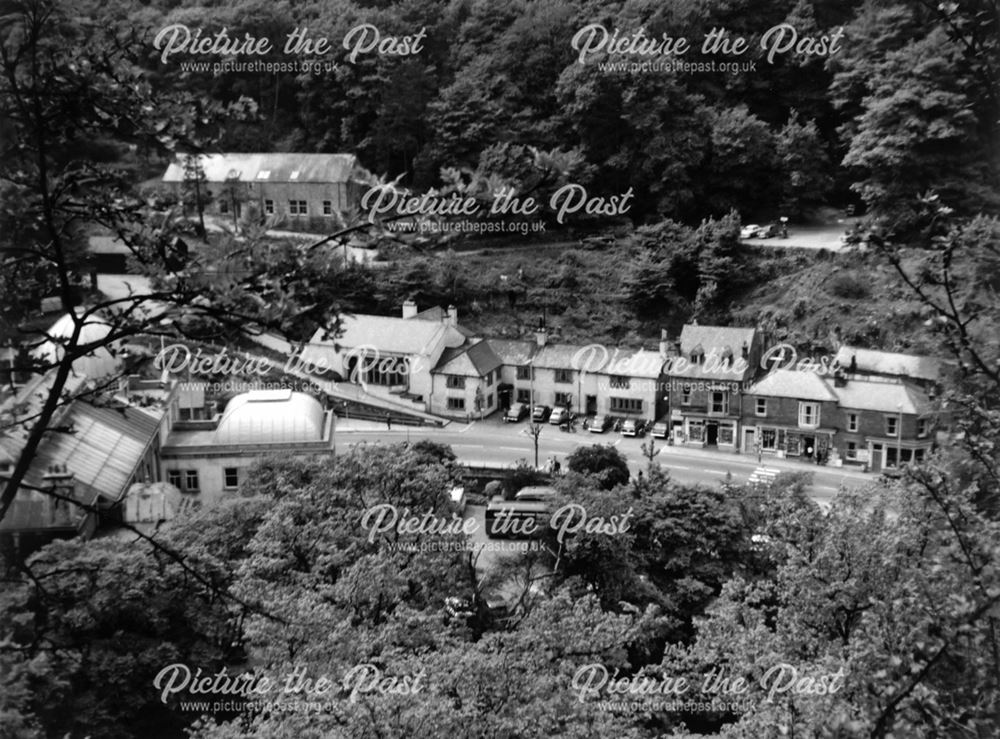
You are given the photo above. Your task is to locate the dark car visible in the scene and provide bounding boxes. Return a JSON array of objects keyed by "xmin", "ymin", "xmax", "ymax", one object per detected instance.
[
  {"xmin": 531, "ymin": 405, "xmax": 551, "ymax": 422},
  {"xmin": 504, "ymin": 402, "xmax": 528, "ymax": 422},
  {"xmin": 758, "ymin": 224, "xmax": 780, "ymax": 238},
  {"xmin": 588, "ymin": 414, "xmax": 611, "ymax": 433}
]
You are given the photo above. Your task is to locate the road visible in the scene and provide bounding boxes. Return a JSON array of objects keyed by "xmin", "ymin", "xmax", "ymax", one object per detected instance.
[{"xmin": 336, "ymin": 416, "xmax": 872, "ymax": 507}]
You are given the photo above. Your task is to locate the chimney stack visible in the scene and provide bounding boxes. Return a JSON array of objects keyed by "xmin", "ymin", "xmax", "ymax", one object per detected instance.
[
  {"xmin": 402, "ymin": 299, "xmax": 418, "ymax": 319},
  {"xmin": 741, "ymin": 340, "xmax": 749, "ymax": 359},
  {"xmin": 534, "ymin": 317, "xmax": 547, "ymax": 347},
  {"xmin": 447, "ymin": 305, "xmax": 458, "ymax": 327},
  {"xmin": 659, "ymin": 329, "xmax": 669, "ymax": 356}
]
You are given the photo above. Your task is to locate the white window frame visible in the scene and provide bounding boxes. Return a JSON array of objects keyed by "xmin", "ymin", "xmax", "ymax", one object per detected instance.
[
  {"xmin": 798, "ymin": 402, "xmax": 819, "ymax": 429},
  {"xmin": 755, "ymin": 398, "xmax": 767, "ymax": 417},
  {"xmin": 886, "ymin": 416, "xmax": 899, "ymax": 437},
  {"xmin": 223, "ymin": 467, "xmax": 239, "ymax": 489},
  {"xmin": 264, "ymin": 199, "xmax": 274, "ymax": 215},
  {"xmin": 847, "ymin": 413, "xmax": 858, "ymax": 433}
]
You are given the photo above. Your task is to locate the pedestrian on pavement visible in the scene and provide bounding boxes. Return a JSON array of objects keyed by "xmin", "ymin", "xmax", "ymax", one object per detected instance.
[{"xmin": 386, "ymin": 413, "xmax": 392, "ymax": 430}]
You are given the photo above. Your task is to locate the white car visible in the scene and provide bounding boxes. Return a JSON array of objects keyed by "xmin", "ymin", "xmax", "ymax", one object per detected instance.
[
  {"xmin": 740, "ymin": 224, "xmax": 761, "ymax": 239},
  {"xmin": 549, "ymin": 407, "xmax": 569, "ymax": 425}
]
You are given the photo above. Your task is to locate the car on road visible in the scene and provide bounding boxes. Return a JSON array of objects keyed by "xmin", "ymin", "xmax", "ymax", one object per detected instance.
[
  {"xmin": 757, "ymin": 224, "xmax": 780, "ymax": 238},
  {"xmin": 549, "ymin": 407, "xmax": 569, "ymax": 425},
  {"xmin": 621, "ymin": 419, "xmax": 643, "ymax": 437},
  {"xmin": 588, "ymin": 414, "xmax": 611, "ymax": 433},
  {"xmin": 650, "ymin": 418, "xmax": 670, "ymax": 439},
  {"xmin": 531, "ymin": 405, "xmax": 551, "ymax": 422},
  {"xmin": 504, "ymin": 402, "xmax": 528, "ymax": 422},
  {"xmin": 740, "ymin": 224, "xmax": 761, "ymax": 239}
]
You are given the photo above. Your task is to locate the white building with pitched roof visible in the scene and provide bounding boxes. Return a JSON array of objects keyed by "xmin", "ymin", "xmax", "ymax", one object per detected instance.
[{"xmin": 162, "ymin": 152, "xmax": 367, "ymax": 230}]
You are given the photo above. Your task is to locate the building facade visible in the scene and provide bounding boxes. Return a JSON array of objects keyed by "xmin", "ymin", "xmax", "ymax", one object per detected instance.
[
  {"xmin": 741, "ymin": 368, "xmax": 937, "ymax": 470},
  {"xmin": 162, "ymin": 153, "xmax": 367, "ymax": 231},
  {"xmin": 665, "ymin": 325, "xmax": 764, "ymax": 450}
]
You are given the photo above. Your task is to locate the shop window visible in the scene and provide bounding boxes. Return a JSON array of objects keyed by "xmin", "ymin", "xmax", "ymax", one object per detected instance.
[{"xmin": 718, "ymin": 425, "xmax": 734, "ymax": 445}]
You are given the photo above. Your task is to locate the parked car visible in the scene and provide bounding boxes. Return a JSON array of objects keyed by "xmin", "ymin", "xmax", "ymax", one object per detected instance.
[
  {"xmin": 549, "ymin": 407, "xmax": 569, "ymax": 425},
  {"xmin": 531, "ymin": 405, "xmax": 551, "ymax": 422},
  {"xmin": 757, "ymin": 223, "xmax": 780, "ymax": 238},
  {"xmin": 650, "ymin": 418, "xmax": 670, "ymax": 439},
  {"xmin": 740, "ymin": 224, "xmax": 761, "ymax": 239},
  {"xmin": 621, "ymin": 419, "xmax": 643, "ymax": 437},
  {"xmin": 588, "ymin": 414, "xmax": 611, "ymax": 433},
  {"xmin": 504, "ymin": 402, "xmax": 528, "ymax": 422}
]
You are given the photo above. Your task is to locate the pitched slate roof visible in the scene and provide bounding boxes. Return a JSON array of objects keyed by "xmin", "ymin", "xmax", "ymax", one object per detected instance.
[
  {"xmin": 487, "ymin": 339, "xmax": 538, "ymax": 366},
  {"xmin": 834, "ymin": 346, "xmax": 943, "ymax": 383},
  {"xmin": 666, "ymin": 324, "xmax": 758, "ymax": 381},
  {"xmin": 163, "ymin": 153, "xmax": 361, "ymax": 184},
  {"xmin": 598, "ymin": 348, "xmax": 665, "ymax": 379},
  {"xmin": 679, "ymin": 325, "xmax": 756, "ymax": 356},
  {"xmin": 312, "ymin": 314, "xmax": 466, "ymax": 356},
  {"xmin": 744, "ymin": 369, "xmax": 838, "ymax": 401},
  {"xmin": 833, "ymin": 379, "xmax": 934, "ymax": 415},
  {"xmin": 414, "ymin": 306, "xmax": 445, "ymax": 321},
  {"xmin": 434, "ymin": 340, "xmax": 503, "ymax": 377},
  {"xmin": 532, "ymin": 343, "xmax": 597, "ymax": 370}
]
